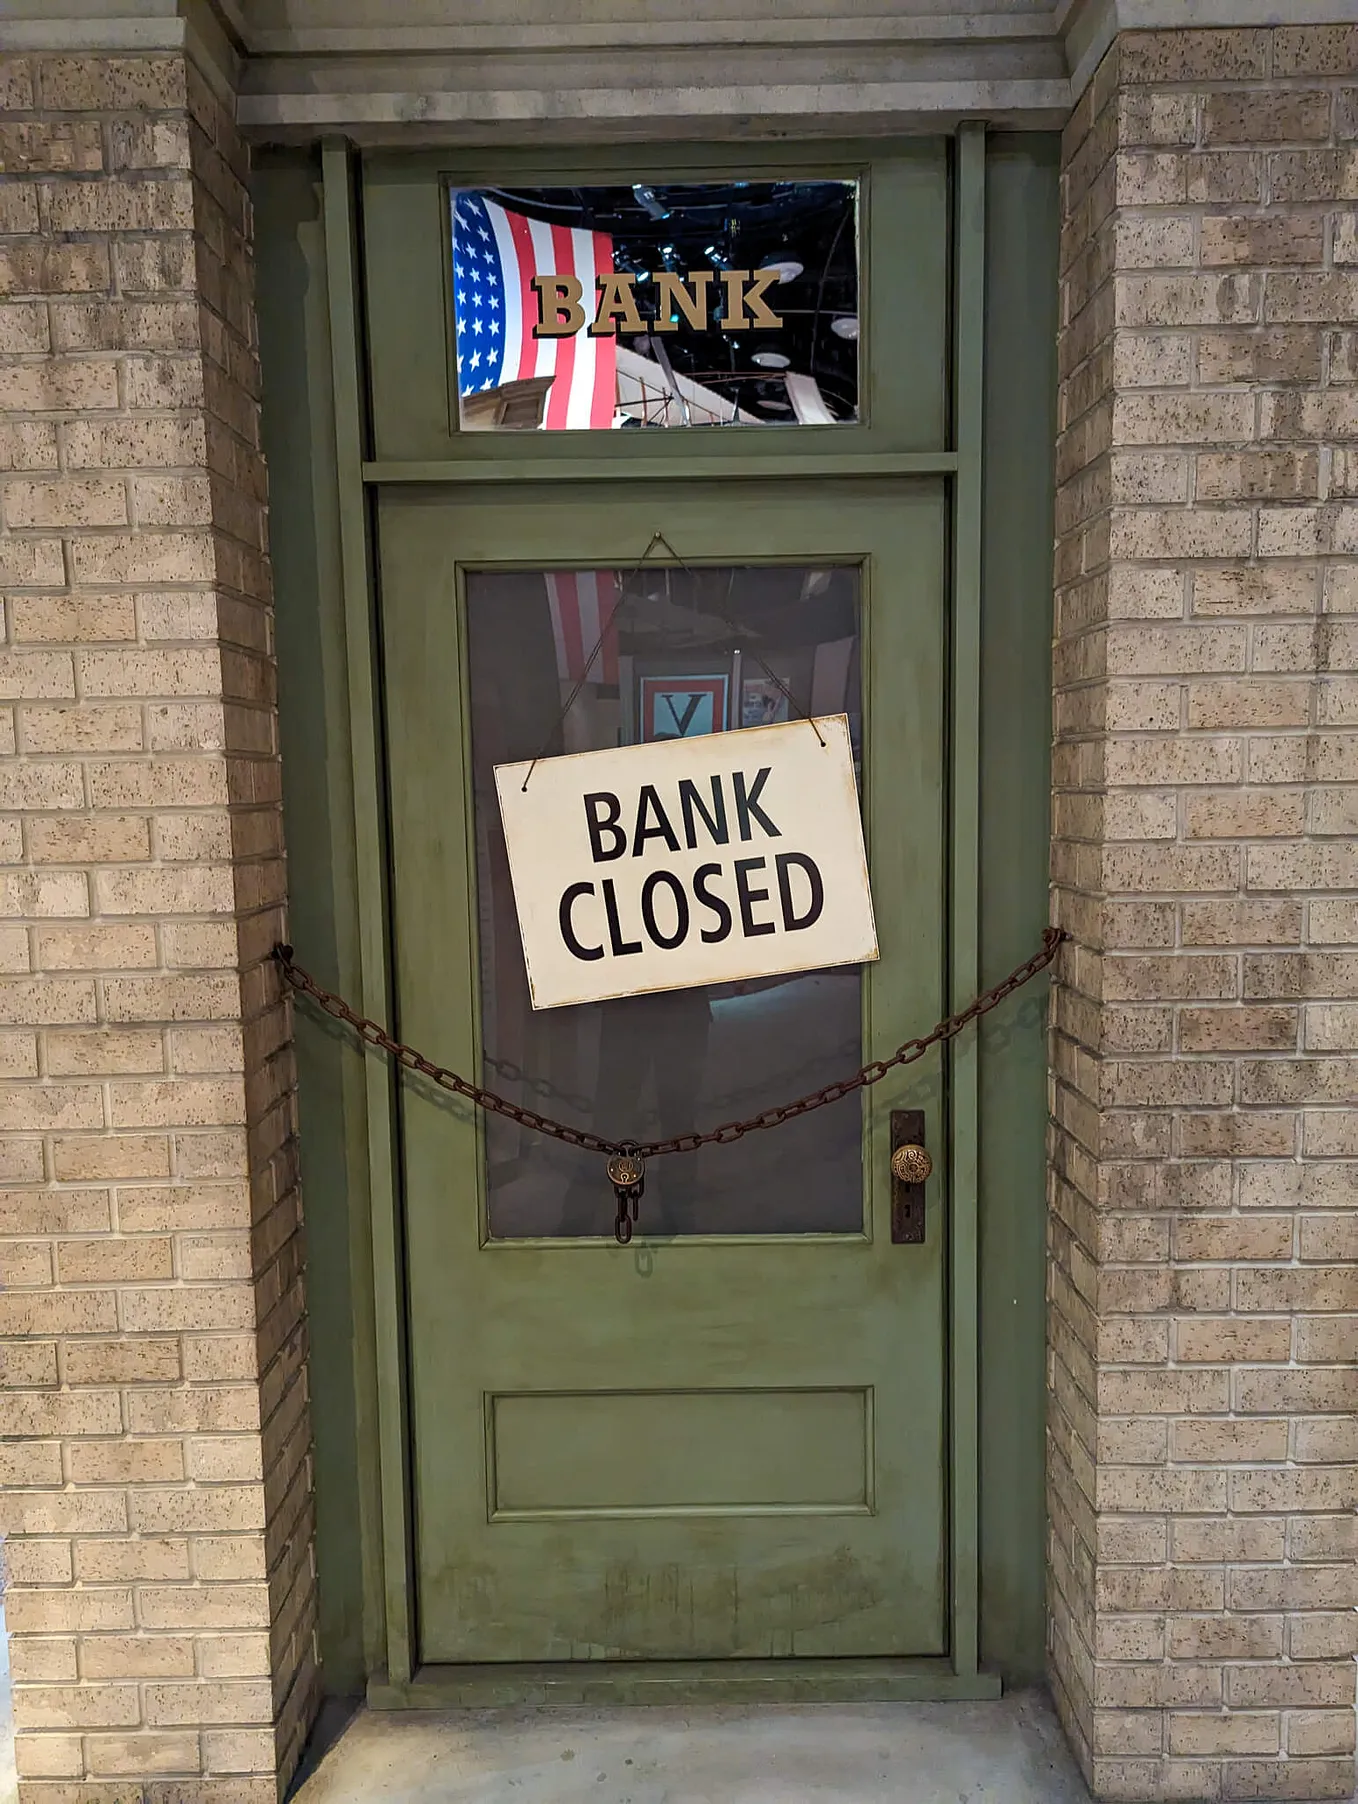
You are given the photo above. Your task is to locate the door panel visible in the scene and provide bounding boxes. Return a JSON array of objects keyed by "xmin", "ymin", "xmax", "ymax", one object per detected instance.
[{"xmin": 381, "ymin": 480, "xmax": 947, "ymax": 1662}]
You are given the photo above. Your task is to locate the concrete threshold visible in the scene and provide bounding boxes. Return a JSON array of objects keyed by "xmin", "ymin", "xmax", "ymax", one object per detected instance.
[{"xmin": 289, "ymin": 1688, "xmax": 1095, "ymax": 1802}]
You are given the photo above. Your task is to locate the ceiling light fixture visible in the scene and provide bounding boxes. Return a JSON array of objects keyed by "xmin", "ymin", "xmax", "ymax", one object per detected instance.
[
  {"xmin": 830, "ymin": 315, "xmax": 859, "ymax": 341},
  {"xmin": 632, "ymin": 184, "xmax": 670, "ymax": 221}
]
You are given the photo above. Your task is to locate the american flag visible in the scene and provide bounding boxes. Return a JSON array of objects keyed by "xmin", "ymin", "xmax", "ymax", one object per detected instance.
[
  {"xmin": 544, "ymin": 570, "xmax": 620, "ymax": 686},
  {"xmin": 452, "ymin": 191, "xmax": 618, "ymax": 432}
]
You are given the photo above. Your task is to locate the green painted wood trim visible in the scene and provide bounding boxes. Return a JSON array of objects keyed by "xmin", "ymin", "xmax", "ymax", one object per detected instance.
[
  {"xmin": 322, "ymin": 139, "xmax": 415, "ymax": 1689},
  {"xmin": 253, "ymin": 150, "xmax": 388, "ymax": 1697},
  {"xmin": 362, "ymin": 142, "xmax": 948, "ymax": 464},
  {"xmin": 361, "ymin": 452, "xmax": 960, "ymax": 485},
  {"xmin": 369, "ymin": 1659, "xmax": 1002, "ymax": 1710},
  {"xmin": 976, "ymin": 133, "xmax": 1060, "ymax": 1686},
  {"xmin": 948, "ymin": 122, "xmax": 986, "ymax": 1683}
]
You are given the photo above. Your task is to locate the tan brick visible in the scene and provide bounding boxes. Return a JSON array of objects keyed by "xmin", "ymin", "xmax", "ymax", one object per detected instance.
[
  {"xmin": 119, "ymin": 1282, "xmax": 253, "ymax": 1333},
  {"xmin": 1174, "ymin": 1316, "xmax": 1292, "ymax": 1363},
  {"xmin": 1187, "ymin": 679, "xmax": 1310, "ymax": 730},
  {"xmin": 136, "ymin": 1584, "xmax": 270, "ymax": 1631},
  {"xmin": 0, "ymin": 421, "xmax": 59, "ymax": 475},
  {"xmin": 10, "ymin": 1642, "xmax": 78, "ymax": 1684},
  {"xmin": 0, "ymin": 1339, "xmax": 57, "ymax": 1386},
  {"xmin": 56, "ymin": 1236, "xmax": 173, "ymax": 1283},
  {"xmin": 4, "ymin": 477, "xmax": 129, "ymax": 530},
  {"xmin": 0, "ymin": 239, "xmax": 110, "ymax": 296},
  {"xmin": 0, "ymin": 120, "xmax": 102, "ymax": 175},
  {"xmin": 86, "ymin": 1731, "xmax": 201, "ymax": 1777},
  {"xmin": 1167, "ymin": 1711, "xmax": 1280, "ymax": 1756},
  {"xmin": 4, "ymin": 1539, "xmax": 73, "ymax": 1586},
  {"xmin": 0, "ymin": 357, "xmax": 119, "ymax": 412},
  {"xmin": 1174, "ymin": 1518, "xmax": 1285, "ymax": 1565},
  {"xmin": 45, "ymin": 1028, "xmax": 164, "ymax": 1076},
  {"xmin": 103, "ymin": 972, "xmax": 241, "ymax": 1023},
  {"xmin": 191, "ymin": 1536, "xmax": 268, "ymax": 1582},
  {"xmin": 63, "ymin": 415, "xmax": 206, "ymax": 470},
  {"xmin": 61, "ymin": 1338, "xmax": 180, "ymax": 1386},
  {"xmin": 13, "ymin": 1737, "xmax": 83, "ymax": 1780},
  {"xmin": 0, "ymin": 1031, "xmax": 38, "ymax": 1077},
  {"xmin": 178, "ymin": 1232, "xmax": 251, "ymax": 1279},
  {"xmin": 201, "ymin": 1728, "xmax": 276, "ymax": 1773},
  {"xmin": 128, "ymin": 1383, "xmax": 259, "ymax": 1435},
  {"xmin": 88, "ymin": 755, "xmax": 229, "ymax": 809},
  {"xmin": 50, "ymin": 1132, "xmax": 170, "ymax": 1181},
  {"xmin": 21, "ymin": 703, "xmax": 144, "ymax": 752},
  {"xmin": 1178, "ymin": 1006, "xmax": 1297, "ymax": 1053},
  {"xmin": 66, "ymin": 1438, "xmax": 185, "ymax": 1484},
  {"xmin": 75, "ymin": 1546, "xmax": 192, "ymax": 1591},
  {"xmin": 11, "ymin": 594, "xmax": 139, "ymax": 644},
  {"xmin": 4, "ymin": 1590, "xmax": 134, "ymax": 1635},
  {"xmin": 1238, "ymin": 1368, "xmax": 1358, "ymax": 1416},
  {"xmin": 1276, "ymin": 25, "xmax": 1358, "ymax": 74},
  {"xmin": 1169, "ymin": 1614, "xmax": 1283, "ymax": 1665},
  {"xmin": 35, "ymin": 54, "xmax": 188, "ymax": 111},
  {"xmin": 143, "ymin": 1678, "xmax": 272, "ymax": 1726},
  {"xmin": 197, "ymin": 1633, "xmax": 270, "ymax": 1678},
  {"xmin": 1191, "ymin": 567, "xmax": 1318, "ymax": 619},
  {"xmin": 0, "ymin": 1443, "xmax": 63, "ymax": 1488},
  {"xmin": 70, "ymin": 529, "xmax": 214, "ymax": 587},
  {"xmin": 1202, "ymin": 215, "xmax": 1324, "ymax": 272},
  {"xmin": 1289, "ymin": 1616, "xmax": 1358, "ymax": 1661},
  {"xmin": 1181, "ymin": 900, "xmax": 1301, "ymax": 947},
  {"xmin": 1227, "ymin": 1664, "xmax": 1357, "ymax": 1709},
  {"xmin": 95, "ymin": 864, "xmax": 235, "ymax": 918},
  {"xmin": 0, "ymin": 1240, "xmax": 52, "ymax": 1287},
  {"xmin": 1204, "ymin": 88, "xmax": 1331, "ymax": 145},
  {"xmin": 29, "ymin": 816, "xmax": 152, "ymax": 866},
  {"xmin": 1171, "ymin": 1417, "xmax": 1289, "ymax": 1464},
  {"xmin": 1294, "ymin": 1315, "xmax": 1358, "ymax": 1363},
  {"xmin": 1286, "ymin": 1711, "xmax": 1357, "ymax": 1757}
]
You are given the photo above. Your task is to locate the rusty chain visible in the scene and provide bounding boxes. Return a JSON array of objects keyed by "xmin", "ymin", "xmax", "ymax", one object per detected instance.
[{"xmin": 272, "ymin": 926, "xmax": 1066, "ymax": 1166}]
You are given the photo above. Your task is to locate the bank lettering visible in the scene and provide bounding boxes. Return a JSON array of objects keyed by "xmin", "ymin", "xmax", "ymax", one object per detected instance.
[
  {"xmin": 530, "ymin": 268, "xmax": 784, "ymax": 338},
  {"xmin": 555, "ymin": 768, "xmax": 826, "ymax": 963}
]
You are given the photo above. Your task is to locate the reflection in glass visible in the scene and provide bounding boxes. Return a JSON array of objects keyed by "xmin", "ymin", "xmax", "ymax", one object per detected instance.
[
  {"xmin": 450, "ymin": 182, "xmax": 858, "ymax": 432},
  {"xmin": 468, "ymin": 564, "xmax": 865, "ymax": 1236}
]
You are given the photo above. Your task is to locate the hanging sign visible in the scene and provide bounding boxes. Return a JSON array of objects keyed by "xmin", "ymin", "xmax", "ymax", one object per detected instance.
[{"xmin": 494, "ymin": 715, "xmax": 878, "ymax": 1010}]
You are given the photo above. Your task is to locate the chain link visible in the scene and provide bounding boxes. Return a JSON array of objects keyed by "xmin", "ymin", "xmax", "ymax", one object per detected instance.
[{"xmin": 272, "ymin": 927, "xmax": 1066, "ymax": 1162}]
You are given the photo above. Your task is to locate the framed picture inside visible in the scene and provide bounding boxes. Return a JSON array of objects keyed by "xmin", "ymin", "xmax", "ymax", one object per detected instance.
[{"xmin": 638, "ymin": 672, "xmax": 730, "ymax": 742}]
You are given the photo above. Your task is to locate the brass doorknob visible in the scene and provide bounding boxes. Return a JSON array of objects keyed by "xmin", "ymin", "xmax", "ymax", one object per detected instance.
[{"xmin": 891, "ymin": 1143, "xmax": 933, "ymax": 1185}]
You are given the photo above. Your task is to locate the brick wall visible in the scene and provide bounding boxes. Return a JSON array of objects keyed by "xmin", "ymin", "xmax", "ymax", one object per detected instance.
[
  {"xmin": 0, "ymin": 49, "xmax": 318, "ymax": 1800},
  {"xmin": 1050, "ymin": 25, "xmax": 1358, "ymax": 1804}
]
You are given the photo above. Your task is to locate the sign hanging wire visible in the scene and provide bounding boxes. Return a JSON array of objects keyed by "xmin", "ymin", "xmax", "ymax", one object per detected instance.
[{"xmin": 520, "ymin": 530, "xmax": 825, "ymax": 791}]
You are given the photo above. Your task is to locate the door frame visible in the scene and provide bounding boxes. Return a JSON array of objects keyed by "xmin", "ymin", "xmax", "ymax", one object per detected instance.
[{"xmin": 317, "ymin": 126, "xmax": 993, "ymax": 1705}]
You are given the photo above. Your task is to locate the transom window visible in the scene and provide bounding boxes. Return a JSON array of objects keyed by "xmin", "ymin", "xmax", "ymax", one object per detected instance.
[{"xmin": 449, "ymin": 180, "xmax": 859, "ymax": 432}]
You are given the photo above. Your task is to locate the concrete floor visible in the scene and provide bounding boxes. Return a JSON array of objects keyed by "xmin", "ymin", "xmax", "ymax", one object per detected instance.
[{"xmin": 290, "ymin": 1690, "xmax": 1095, "ymax": 1803}]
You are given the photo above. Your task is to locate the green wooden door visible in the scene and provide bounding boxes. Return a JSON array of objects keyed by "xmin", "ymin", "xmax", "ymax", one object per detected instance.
[{"xmin": 381, "ymin": 477, "xmax": 947, "ymax": 1663}]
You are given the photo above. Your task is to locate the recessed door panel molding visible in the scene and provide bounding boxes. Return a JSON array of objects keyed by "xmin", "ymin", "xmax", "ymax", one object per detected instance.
[{"xmin": 488, "ymin": 1388, "xmax": 872, "ymax": 1518}]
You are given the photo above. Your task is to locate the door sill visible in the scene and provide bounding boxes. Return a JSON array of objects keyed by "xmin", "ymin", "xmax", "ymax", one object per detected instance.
[{"xmin": 368, "ymin": 1658, "xmax": 1002, "ymax": 1709}]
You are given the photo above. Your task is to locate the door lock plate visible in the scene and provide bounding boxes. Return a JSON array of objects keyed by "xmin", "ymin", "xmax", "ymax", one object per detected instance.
[{"xmin": 890, "ymin": 1108, "xmax": 928, "ymax": 1244}]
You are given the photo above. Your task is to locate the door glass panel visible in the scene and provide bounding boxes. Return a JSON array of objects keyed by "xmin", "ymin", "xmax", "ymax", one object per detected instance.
[
  {"xmin": 467, "ymin": 563, "xmax": 864, "ymax": 1237},
  {"xmin": 450, "ymin": 181, "xmax": 859, "ymax": 431}
]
